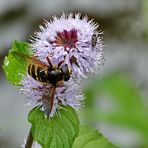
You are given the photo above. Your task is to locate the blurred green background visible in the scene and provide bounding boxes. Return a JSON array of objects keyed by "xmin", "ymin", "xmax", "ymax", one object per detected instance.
[{"xmin": 0, "ymin": 0, "xmax": 148, "ymax": 147}]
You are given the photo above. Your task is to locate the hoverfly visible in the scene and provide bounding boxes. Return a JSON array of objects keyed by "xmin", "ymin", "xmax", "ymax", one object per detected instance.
[
  {"xmin": 11, "ymin": 51, "xmax": 71, "ymax": 116},
  {"xmin": 91, "ymin": 33, "xmax": 98, "ymax": 48}
]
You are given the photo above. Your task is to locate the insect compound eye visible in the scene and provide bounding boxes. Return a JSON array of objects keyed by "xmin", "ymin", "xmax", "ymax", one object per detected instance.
[
  {"xmin": 61, "ymin": 65, "xmax": 69, "ymax": 76},
  {"xmin": 92, "ymin": 33, "xmax": 97, "ymax": 39},
  {"xmin": 60, "ymin": 64, "xmax": 71, "ymax": 81}
]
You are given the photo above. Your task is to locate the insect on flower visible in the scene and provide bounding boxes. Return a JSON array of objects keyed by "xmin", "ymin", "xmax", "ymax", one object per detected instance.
[
  {"xmin": 91, "ymin": 33, "xmax": 98, "ymax": 48},
  {"xmin": 32, "ymin": 13, "xmax": 104, "ymax": 79},
  {"xmin": 12, "ymin": 51, "xmax": 72, "ymax": 116}
]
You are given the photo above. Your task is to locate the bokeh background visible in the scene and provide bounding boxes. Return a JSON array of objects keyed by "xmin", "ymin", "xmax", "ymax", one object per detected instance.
[{"xmin": 0, "ymin": 0, "xmax": 148, "ymax": 147}]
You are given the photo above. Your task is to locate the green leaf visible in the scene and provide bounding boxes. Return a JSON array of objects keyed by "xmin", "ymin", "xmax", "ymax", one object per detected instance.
[
  {"xmin": 3, "ymin": 41, "xmax": 33, "ymax": 85},
  {"xmin": 28, "ymin": 106, "xmax": 80, "ymax": 148},
  {"xmin": 72, "ymin": 125, "xmax": 118, "ymax": 148}
]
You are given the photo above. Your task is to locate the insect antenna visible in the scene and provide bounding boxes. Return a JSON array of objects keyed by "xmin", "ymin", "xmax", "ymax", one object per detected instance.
[{"xmin": 58, "ymin": 60, "xmax": 64, "ymax": 68}]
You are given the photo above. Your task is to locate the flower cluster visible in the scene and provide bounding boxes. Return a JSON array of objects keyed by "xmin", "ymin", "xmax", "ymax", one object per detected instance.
[{"xmin": 20, "ymin": 13, "xmax": 104, "ymax": 117}]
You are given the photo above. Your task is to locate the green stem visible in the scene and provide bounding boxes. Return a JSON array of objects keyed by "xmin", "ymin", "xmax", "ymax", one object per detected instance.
[{"xmin": 25, "ymin": 127, "xmax": 33, "ymax": 148}]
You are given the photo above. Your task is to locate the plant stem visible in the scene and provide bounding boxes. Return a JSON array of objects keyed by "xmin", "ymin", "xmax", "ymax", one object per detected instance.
[{"xmin": 25, "ymin": 127, "xmax": 33, "ymax": 148}]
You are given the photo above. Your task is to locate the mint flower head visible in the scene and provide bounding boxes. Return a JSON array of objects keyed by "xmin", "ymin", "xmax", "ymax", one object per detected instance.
[{"xmin": 31, "ymin": 13, "xmax": 104, "ymax": 79}]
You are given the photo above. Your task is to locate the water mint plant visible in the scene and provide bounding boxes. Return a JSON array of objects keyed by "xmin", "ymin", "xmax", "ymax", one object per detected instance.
[{"xmin": 3, "ymin": 13, "xmax": 117, "ymax": 148}]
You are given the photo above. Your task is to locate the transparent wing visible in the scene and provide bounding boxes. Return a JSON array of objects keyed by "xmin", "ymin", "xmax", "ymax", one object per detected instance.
[
  {"xmin": 41, "ymin": 85, "xmax": 56, "ymax": 117},
  {"xmin": 11, "ymin": 51, "xmax": 49, "ymax": 70}
]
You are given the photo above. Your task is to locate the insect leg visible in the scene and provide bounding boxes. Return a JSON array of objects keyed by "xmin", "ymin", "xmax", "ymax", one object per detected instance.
[{"xmin": 46, "ymin": 56, "xmax": 52, "ymax": 67}]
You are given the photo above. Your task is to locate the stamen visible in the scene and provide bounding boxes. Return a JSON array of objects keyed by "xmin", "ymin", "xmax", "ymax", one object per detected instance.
[{"xmin": 51, "ymin": 29, "xmax": 78, "ymax": 50}]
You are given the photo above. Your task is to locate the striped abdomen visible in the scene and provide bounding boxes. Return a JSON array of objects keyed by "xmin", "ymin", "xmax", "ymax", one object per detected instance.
[{"xmin": 28, "ymin": 63, "xmax": 48, "ymax": 83}]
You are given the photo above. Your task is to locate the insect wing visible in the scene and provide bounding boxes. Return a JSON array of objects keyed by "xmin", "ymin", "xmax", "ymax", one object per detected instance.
[
  {"xmin": 42, "ymin": 85, "xmax": 56, "ymax": 117},
  {"xmin": 11, "ymin": 51, "xmax": 49, "ymax": 70}
]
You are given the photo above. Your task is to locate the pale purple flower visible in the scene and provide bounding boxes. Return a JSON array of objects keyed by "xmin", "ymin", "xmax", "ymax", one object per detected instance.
[
  {"xmin": 31, "ymin": 13, "xmax": 104, "ymax": 79},
  {"xmin": 19, "ymin": 75, "xmax": 84, "ymax": 117}
]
